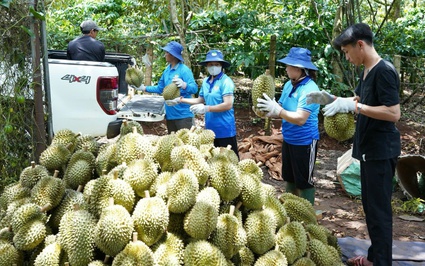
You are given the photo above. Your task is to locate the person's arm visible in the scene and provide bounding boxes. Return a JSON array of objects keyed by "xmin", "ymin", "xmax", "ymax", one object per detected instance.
[
  {"xmin": 357, "ymin": 102, "xmax": 400, "ymax": 122},
  {"xmin": 180, "ymin": 96, "xmax": 205, "ymax": 105},
  {"xmin": 277, "ymin": 109, "xmax": 311, "ymax": 126},
  {"xmin": 207, "ymin": 95, "xmax": 233, "ymax": 112}
]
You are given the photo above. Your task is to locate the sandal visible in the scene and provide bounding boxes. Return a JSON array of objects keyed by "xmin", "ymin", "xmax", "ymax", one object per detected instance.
[{"xmin": 346, "ymin": 256, "xmax": 372, "ymax": 266}]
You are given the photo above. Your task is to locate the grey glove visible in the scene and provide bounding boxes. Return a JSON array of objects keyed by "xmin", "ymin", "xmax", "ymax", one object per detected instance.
[
  {"xmin": 136, "ymin": 84, "xmax": 146, "ymax": 92},
  {"xmin": 257, "ymin": 93, "xmax": 283, "ymax": 118},
  {"xmin": 306, "ymin": 90, "xmax": 336, "ymax": 105},
  {"xmin": 190, "ymin": 104, "xmax": 208, "ymax": 115},
  {"xmin": 172, "ymin": 76, "xmax": 187, "ymax": 89},
  {"xmin": 165, "ymin": 97, "xmax": 181, "ymax": 106}
]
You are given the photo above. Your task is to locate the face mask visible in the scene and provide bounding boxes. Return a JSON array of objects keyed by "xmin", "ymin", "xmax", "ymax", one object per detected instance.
[{"xmin": 207, "ymin": 66, "xmax": 222, "ymax": 76}]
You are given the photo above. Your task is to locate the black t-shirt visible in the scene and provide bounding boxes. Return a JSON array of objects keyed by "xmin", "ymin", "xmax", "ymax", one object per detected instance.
[
  {"xmin": 352, "ymin": 59, "xmax": 401, "ymax": 161},
  {"xmin": 67, "ymin": 35, "xmax": 105, "ymax": 62}
]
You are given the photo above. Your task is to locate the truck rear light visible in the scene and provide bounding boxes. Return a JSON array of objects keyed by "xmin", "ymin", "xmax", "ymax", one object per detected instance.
[{"xmin": 97, "ymin": 76, "xmax": 118, "ymax": 115}]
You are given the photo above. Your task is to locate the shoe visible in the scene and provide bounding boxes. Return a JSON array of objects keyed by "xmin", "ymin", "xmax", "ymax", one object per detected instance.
[{"xmin": 346, "ymin": 256, "xmax": 373, "ymax": 266}]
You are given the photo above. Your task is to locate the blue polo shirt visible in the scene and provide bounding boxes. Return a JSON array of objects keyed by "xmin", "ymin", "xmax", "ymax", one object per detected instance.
[
  {"xmin": 146, "ymin": 62, "xmax": 198, "ymax": 120},
  {"xmin": 199, "ymin": 73, "xmax": 237, "ymax": 138},
  {"xmin": 278, "ymin": 77, "xmax": 320, "ymax": 145}
]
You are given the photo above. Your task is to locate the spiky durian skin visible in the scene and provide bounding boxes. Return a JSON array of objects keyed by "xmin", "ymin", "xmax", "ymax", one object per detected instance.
[
  {"xmin": 244, "ymin": 209, "xmax": 277, "ymax": 255},
  {"xmin": 231, "ymin": 246, "xmax": 255, "ymax": 266},
  {"xmin": 276, "ymin": 234, "xmax": 298, "ymax": 264},
  {"xmin": 75, "ymin": 134, "xmax": 100, "ymax": 156},
  {"xmin": 19, "ymin": 163, "xmax": 50, "ymax": 189},
  {"xmin": 292, "ymin": 257, "xmax": 317, "ymax": 266},
  {"xmin": 13, "ymin": 220, "xmax": 47, "ymax": 251},
  {"xmin": 11, "ymin": 203, "xmax": 46, "ymax": 233},
  {"xmin": 196, "ymin": 186, "xmax": 221, "ymax": 212},
  {"xmin": 106, "ymin": 175, "xmax": 136, "ymax": 213},
  {"xmin": 39, "ymin": 143, "xmax": 71, "ymax": 173},
  {"xmin": 152, "ymin": 232, "xmax": 185, "ymax": 266},
  {"xmin": 238, "ymin": 159, "xmax": 263, "ymax": 180},
  {"xmin": 251, "ymin": 71, "xmax": 275, "ymax": 117},
  {"xmin": 119, "ymin": 120, "xmax": 144, "ymax": 137},
  {"xmin": 195, "ymin": 127, "xmax": 216, "ymax": 145},
  {"xmin": 163, "ymin": 82, "xmax": 180, "ymax": 100},
  {"xmin": 33, "ymin": 242, "xmax": 61, "ymax": 266},
  {"xmin": 58, "ymin": 209, "xmax": 97, "ymax": 266},
  {"xmin": 307, "ymin": 239, "xmax": 335, "ymax": 266},
  {"xmin": 149, "ymin": 171, "xmax": 173, "ymax": 200},
  {"xmin": 0, "ymin": 197, "xmax": 32, "ymax": 230},
  {"xmin": 279, "ymin": 195, "xmax": 317, "ymax": 225},
  {"xmin": 209, "ymin": 157, "xmax": 242, "ymax": 202},
  {"xmin": 122, "ymin": 158, "xmax": 158, "ymax": 197},
  {"xmin": 112, "ymin": 240, "xmax": 154, "ymax": 266},
  {"xmin": 184, "ymin": 201, "xmax": 218, "ymax": 240},
  {"xmin": 264, "ymin": 194, "xmax": 287, "ymax": 228},
  {"xmin": 88, "ymin": 261, "xmax": 107, "ymax": 266},
  {"xmin": 278, "ymin": 221, "xmax": 307, "ymax": 262},
  {"xmin": 95, "ymin": 204, "xmax": 133, "ymax": 256},
  {"xmin": 170, "ymin": 145, "xmax": 210, "ymax": 185},
  {"xmin": 0, "ymin": 240, "xmax": 24, "ymax": 266},
  {"xmin": 154, "ymin": 133, "xmax": 183, "ymax": 171},
  {"xmin": 305, "ymin": 223, "xmax": 329, "ymax": 244},
  {"xmin": 31, "ymin": 175, "xmax": 66, "ymax": 211},
  {"xmin": 95, "ymin": 142, "xmax": 118, "ymax": 176},
  {"xmin": 0, "ymin": 182, "xmax": 31, "ymax": 211},
  {"xmin": 240, "ymin": 173, "xmax": 265, "ymax": 210},
  {"xmin": 254, "ymin": 250, "xmax": 288, "ymax": 266},
  {"xmin": 166, "ymin": 169, "xmax": 199, "ymax": 214},
  {"xmin": 183, "ymin": 240, "xmax": 228, "ymax": 266},
  {"xmin": 211, "ymin": 212, "xmax": 247, "ymax": 259},
  {"xmin": 115, "ymin": 131, "xmax": 155, "ymax": 165},
  {"xmin": 324, "ymin": 112, "xmax": 355, "ymax": 141},
  {"xmin": 49, "ymin": 189, "xmax": 86, "ymax": 230},
  {"xmin": 63, "ymin": 149, "xmax": 96, "ymax": 189},
  {"xmin": 132, "ymin": 196, "xmax": 169, "ymax": 246}
]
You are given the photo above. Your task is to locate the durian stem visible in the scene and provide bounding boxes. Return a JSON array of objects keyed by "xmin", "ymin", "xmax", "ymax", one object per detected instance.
[
  {"xmin": 229, "ymin": 205, "xmax": 235, "ymax": 216},
  {"xmin": 264, "ymin": 117, "xmax": 272, "ymax": 136},
  {"xmin": 31, "ymin": 161, "xmax": 36, "ymax": 168},
  {"xmin": 132, "ymin": 232, "xmax": 138, "ymax": 242},
  {"xmin": 53, "ymin": 170, "xmax": 59, "ymax": 178},
  {"xmin": 104, "ymin": 255, "xmax": 110, "ymax": 263},
  {"xmin": 144, "ymin": 190, "xmax": 150, "ymax": 198},
  {"xmin": 108, "ymin": 197, "xmax": 114, "ymax": 206}
]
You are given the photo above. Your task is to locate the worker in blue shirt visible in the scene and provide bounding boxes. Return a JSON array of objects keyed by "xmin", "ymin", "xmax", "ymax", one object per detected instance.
[
  {"xmin": 137, "ymin": 41, "xmax": 198, "ymax": 133},
  {"xmin": 166, "ymin": 50, "xmax": 239, "ymax": 158}
]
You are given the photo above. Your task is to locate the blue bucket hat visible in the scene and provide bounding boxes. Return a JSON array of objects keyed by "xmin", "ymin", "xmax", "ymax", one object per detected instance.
[
  {"xmin": 162, "ymin": 41, "xmax": 184, "ymax": 62},
  {"xmin": 277, "ymin": 47, "xmax": 318, "ymax": 71},
  {"xmin": 199, "ymin": 50, "xmax": 231, "ymax": 68}
]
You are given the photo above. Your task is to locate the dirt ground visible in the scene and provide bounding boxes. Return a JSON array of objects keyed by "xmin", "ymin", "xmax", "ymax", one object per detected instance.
[{"xmin": 141, "ymin": 104, "xmax": 425, "ymax": 244}]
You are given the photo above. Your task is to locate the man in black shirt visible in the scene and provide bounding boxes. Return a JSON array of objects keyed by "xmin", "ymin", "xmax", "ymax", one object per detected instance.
[{"xmin": 67, "ymin": 20, "xmax": 105, "ymax": 61}]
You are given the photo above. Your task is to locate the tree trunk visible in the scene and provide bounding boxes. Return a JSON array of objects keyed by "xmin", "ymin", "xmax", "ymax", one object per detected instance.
[
  {"xmin": 169, "ymin": 0, "xmax": 191, "ymax": 67},
  {"xmin": 332, "ymin": 4, "xmax": 344, "ymax": 84}
]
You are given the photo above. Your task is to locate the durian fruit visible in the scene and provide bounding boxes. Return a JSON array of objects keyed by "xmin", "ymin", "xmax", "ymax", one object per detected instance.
[
  {"xmin": 49, "ymin": 186, "xmax": 86, "ymax": 231},
  {"xmin": 166, "ymin": 168, "xmax": 199, "ymax": 214},
  {"xmin": 163, "ymin": 82, "xmax": 180, "ymax": 100},
  {"xmin": 19, "ymin": 161, "xmax": 50, "ymax": 189},
  {"xmin": 276, "ymin": 221, "xmax": 307, "ymax": 264},
  {"xmin": 324, "ymin": 112, "xmax": 355, "ymax": 142},
  {"xmin": 245, "ymin": 209, "xmax": 277, "ymax": 255},
  {"xmin": 112, "ymin": 232, "xmax": 155, "ymax": 266},
  {"xmin": 125, "ymin": 64, "xmax": 144, "ymax": 88},
  {"xmin": 58, "ymin": 204, "xmax": 97, "ymax": 266},
  {"xmin": 63, "ymin": 147, "xmax": 96, "ymax": 189},
  {"xmin": 183, "ymin": 197, "xmax": 218, "ymax": 240},
  {"xmin": 279, "ymin": 193, "xmax": 317, "ymax": 225},
  {"xmin": 95, "ymin": 142, "xmax": 118, "ymax": 176},
  {"xmin": 149, "ymin": 171, "xmax": 173, "ymax": 200},
  {"xmin": 183, "ymin": 240, "xmax": 228, "ymax": 266},
  {"xmin": 196, "ymin": 186, "xmax": 221, "ymax": 213},
  {"xmin": 170, "ymin": 144, "xmax": 210, "ymax": 186},
  {"xmin": 211, "ymin": 205, "xmax": 247, "ymax": 259},
  {"xmin": 75, "ymin": 134, "xmax": 100, "ymax": 156},
  {"xmin": 88, "ymin": 260, "xmax": 108, "ymax": 266},
  {"xmin": 292, "ymin": 253, "xmax": 316, "ymax": 266},
  {"xmin": 240, "ymin": 173, "xmax": 266, "ymax": 210},
  {"xmin": 194, "ymin": 127, "xmax": 216, "ymax": 145},
  {"xmin": 122, "ymin": 158, "xmax": 158, "ymax": 197},
  {"xmin": 31, "ymin": 170, "xmax": 66, "ymax": 212},
  {"xmin": 254, "ymin": 249, "xmax": 288, "ymax": 266},
  {"xmin": 33, "ymin": 238, "xmax": 62, "ymax": 266},
  {"xmin": 115, "ymin": 127, "xmax": 155, "ymax": 165},
  {"xmin": 305, "ymin": 223, "xmax": 329, "ymax": 244},
  {"xmin": 209, "ymin": 154, "xmax": 241, "ymax": 202},
  {"xmin": 0, "ymin": 239, "xmax": 24, "ymax": 266},
  {"xmin": 251, "ymin": 69, "xmax": 275, "ymax": 118},
  {"xmin": 167, "ymin": 212, "xmax": 188, "ymax": 240},
  {"xmin": 132, "ymin": 191, "xmax": 169, "ymax": 246},
  {"xmin": 263, "ymin": 193, "xmax": 287, "ymax": 229},
  {"xmin": 238, "ymin": 159, "xmax": 263, "ymax": 181},
  {"xmin": 51, "ymin": 129, "xmax": 80, "ymax": 153},
  {"xmin": 152, "ymin": 232, "xmax": 185, "ymax": 266},
  {"xmin": 0, "ymin": 182, "xmax": 31, "ymax": 211},
  {"xmin": 153, "ymin": 133, "xmax": 184, "ymax": 172},
  {"xmin": 39, "ymin": 143, "xmax": 72, "ymax": 173},
  {"xmin": 119, "ymin": 119, "xmax": 144, "ymax": 137},
  {"xmin": 210, "ymin": 145, "xmax": 239, "ymax": 165},
  {"xmin": 231, "ymin": 246, "xmax": 255, "ymax": 266},
  {"xmin": 94, "ymin": 198, "xmax": 133, "ymax": 257},
  {"xmin": 11, "ymin": 203, "xmax": 49, "ymax": 251},
  {"xmin": 307, "ymin": 238, "xmax": 338, "ymax": 266},
  {"xmin": 105, "ymin": 170, "xmax": 136, "ymax": 213}
]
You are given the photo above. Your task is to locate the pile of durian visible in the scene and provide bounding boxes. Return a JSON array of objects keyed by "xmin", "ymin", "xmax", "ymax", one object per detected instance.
[{"xmin": 0, "ymin": 120, "xmax": 344, "ymax": 266}]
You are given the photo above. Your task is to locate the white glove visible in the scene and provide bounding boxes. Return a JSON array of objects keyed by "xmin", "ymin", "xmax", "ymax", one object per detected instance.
[
  {"xmin": 165, "ymin": 97, "xmax": 181, "ymax": 106},
  {"xmin": 136, "ymin": 84, "xmax": 146, "ymax": 92},
  {"xmin": 190, "ymin": 104, "xmax": 208, "ymax": 115},
  {"xmin": 322, "ymin": 97, "xmax": 356, "ymax": 116},
  {"xmin": 172, "ymin": 77, "xmax": 186, "ymax": 89},
  {"xmin": 306, "ymin": 90, "xmax": 336, "ymax": 105},
  {"xmin": 256, "ymin": 93, "xmax": 283, "ymax": 118}
]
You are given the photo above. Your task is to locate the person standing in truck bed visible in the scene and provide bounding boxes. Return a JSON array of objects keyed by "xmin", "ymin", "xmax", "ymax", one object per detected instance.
[{"xmin": 67, "ymin": 20, "xmax": 105, "ymax": 62}]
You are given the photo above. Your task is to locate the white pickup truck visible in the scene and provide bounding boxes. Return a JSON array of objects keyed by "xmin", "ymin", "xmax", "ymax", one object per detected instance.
[{"xmin": 47, "ymin": 50, "xmax": 165, "ymax": 139}]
